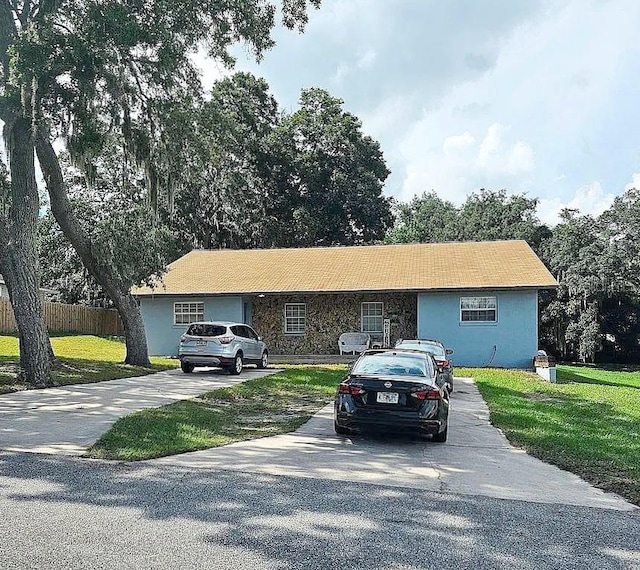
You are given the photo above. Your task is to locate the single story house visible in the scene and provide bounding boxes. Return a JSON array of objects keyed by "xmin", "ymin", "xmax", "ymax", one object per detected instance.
[{"xmin": 132, "ymin": 240, "xmax": 558, "ymax": 368}]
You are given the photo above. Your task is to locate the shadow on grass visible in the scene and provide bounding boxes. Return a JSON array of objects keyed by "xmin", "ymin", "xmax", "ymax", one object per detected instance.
[
  {"xmin": 0, "ymin": 355, "xmax": 176, "ymax": 395},
  {"xmin": 0, "ymin": 451, "xmax": 638, "ymax": 568}
]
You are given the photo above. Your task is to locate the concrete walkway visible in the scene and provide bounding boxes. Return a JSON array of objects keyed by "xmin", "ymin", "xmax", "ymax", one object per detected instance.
[
  {"xmin": 0, "ymin": 367, "xmax": 277, "ymax": 455},
  {"xmin": 152, "ymin": 377, "xmax": 636, "ymax": 512}
]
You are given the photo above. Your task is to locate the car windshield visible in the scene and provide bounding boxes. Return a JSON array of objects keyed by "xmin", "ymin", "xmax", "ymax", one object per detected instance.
[
  {"xmin": 186, "ymin": 324, "xmax": 227, "ymax": 337},
  {"xmin": 352, "ymin": 353, "xmax": 427, "ymax": 377},
  {"xmin": 398, "ymin": 342, "xmax": 446, "ymax": 359}
]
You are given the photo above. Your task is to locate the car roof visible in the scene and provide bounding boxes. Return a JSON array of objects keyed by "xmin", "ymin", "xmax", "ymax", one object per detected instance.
[
  {"xmin": 187, "ymin": 321, "xmax": 246, "ymax": 327},
  {"xmin": 397, "ymin": 339, "xmax": 444, "ymax": 346},
  {"xmin": 360, "ymin": 348, "xmax": 434, "ymax": 359}
]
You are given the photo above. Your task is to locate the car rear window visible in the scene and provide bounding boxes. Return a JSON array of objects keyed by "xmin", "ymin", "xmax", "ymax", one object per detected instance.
[
  {"xmin": 399, "ymin": 342, "xmax": 446, "ymax": 359},
  {"xmin": 186, "ymin": 324, "xmax": 227, "ymax": 337},
  {"xmin": 352, "ymin": 353, "xmax": 428, "ymax": 377}
]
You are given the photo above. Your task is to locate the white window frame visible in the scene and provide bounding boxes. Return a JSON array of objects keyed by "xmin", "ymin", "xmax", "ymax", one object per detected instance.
[
  {"xmin": 174, "ymin": 302, "xmax": 204, "ymax": 325},
  {"xmin": 460, "ymin": 296, "xmax": 497, "ymax": 323},
  {"xmin": 284, "ymin": 303, "xmax": 306, "ymax": 335},
  {"xmin": 361, "ymin": 302, "xmax": 384, "ymax": 333}
]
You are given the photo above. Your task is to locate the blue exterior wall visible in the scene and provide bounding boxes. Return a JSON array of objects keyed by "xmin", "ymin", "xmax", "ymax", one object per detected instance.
[
  {"xmin": 139, "ymin": 296, "xmax": 245, "ymax": 356},
  {"xmin": 417, "ymin": 290, "xmax": 538, "ymax": 369}
]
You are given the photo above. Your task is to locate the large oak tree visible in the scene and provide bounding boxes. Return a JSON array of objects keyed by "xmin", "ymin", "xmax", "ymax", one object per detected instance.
[{"xmin": 0, "ymin": 0, "xmax": 320, "ymax": 385}]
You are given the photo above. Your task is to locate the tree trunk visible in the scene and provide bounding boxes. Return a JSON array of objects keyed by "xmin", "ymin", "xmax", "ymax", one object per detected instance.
[
  {"xmin": 111, "ymin": 291, "xmax": 151, "ymax": 365},
  {"xmin": 35, "ymin": 130, "xmax": 152, "ymax": 366},
  {"xmin": 3, "ymin": 117, "xmax": 53, "ymax": 387}
]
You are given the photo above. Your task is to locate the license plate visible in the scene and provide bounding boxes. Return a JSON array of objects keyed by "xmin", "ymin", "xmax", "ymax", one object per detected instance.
[
  {"xmin": 196, "ymin": 340, "xmax": 207, "ymax": 346},
  {"xmin": 376, "ymin": 391, "xmax": 399, "ymax": 404}
]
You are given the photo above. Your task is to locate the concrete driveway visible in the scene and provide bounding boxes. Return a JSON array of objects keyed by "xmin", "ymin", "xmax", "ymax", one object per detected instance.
[
  {"xmin": 153, "ymin": 377, "xmax": 636, "ymax": 512},
  {"xmin": 0, "ymin": 369, "xmax": 635, "ymax": 512},
  {"xmin": 0, "ymin": 367, "xmax": 277, "ymax": 455}
]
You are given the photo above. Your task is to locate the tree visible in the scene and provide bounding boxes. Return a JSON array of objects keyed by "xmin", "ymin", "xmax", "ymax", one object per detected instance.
[
  {"xmin": 386, "ymin": 189, "xmax": 550, "ymax": 248},
  {"xmin": 385, "ymin": 191, "xmax": 458, "ymax": 244},
  {"xmin": 167, "ymin": 73, "xmax": 281, "ymax": 249},
  {"xmin": 0, "ymin": 0, "xmax": 320, "ymax": 384},
  {"xmin": 269, "ymin": 88, "xmax": 393, "ymax": 246},
  {"xmin": 39, "ymin": 146, "xmax": 180, "ymax": 307},
  {"xmin": 539, "ymin": 209, "xmax": 605, "ymax": 361},
  {"xmin": 456, "ymin": 189, "xmax": 548, "ymax": 247}
]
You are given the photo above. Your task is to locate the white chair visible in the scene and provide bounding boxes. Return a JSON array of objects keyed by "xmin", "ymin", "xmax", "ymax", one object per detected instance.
[{"xmin": 338, "ymin": 332, "xmax": 371, "ymax": 355}]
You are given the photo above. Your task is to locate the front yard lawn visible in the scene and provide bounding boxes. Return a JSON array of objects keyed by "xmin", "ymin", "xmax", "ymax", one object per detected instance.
[
  {"xmin": 0, "ymin": 334, "xmax": 178, "ymax": 394},
  {"xmin": 86, "ymin": 366, "xmax": 346, "ymax": 460},
  {"xmin": 459, "ymin": 365, "xmax": 640, "ymax": 506}
]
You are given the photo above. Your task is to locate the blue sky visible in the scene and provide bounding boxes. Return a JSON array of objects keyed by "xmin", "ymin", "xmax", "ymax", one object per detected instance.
[{"xmin": 198, "ymin": 0, "xmax": 640, "ymax": 225}]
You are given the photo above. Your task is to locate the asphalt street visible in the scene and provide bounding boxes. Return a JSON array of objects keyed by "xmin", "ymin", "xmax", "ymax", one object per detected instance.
[
  {"xmin": 1, "ymin": 369, "xmax": 639, "ymax": 568},
  {"xmin": 0, "ymin": 451, "xmax": 639, "ymax": 569}
]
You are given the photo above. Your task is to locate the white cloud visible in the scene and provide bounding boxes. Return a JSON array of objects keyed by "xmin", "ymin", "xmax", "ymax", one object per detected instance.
[
  {"xmin": 333, "ymin": 62, "xmax": 349, "ymax": 85},
  {"xmin": 537, "ymin": 182, "xmax": 616, "ymax": 226},
  {"xmin": 399, "ymin": 123, "xmax": 535, "ymax": 203},
  {"xmin": 356, "ymin": 48, "xmax": 376, "ymax": 69},
  {"xmin": 625, "ymin": 173, "xmax": 640, "ymax": 191}
]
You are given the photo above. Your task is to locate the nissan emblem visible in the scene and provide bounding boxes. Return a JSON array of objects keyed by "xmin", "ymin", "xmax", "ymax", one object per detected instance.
[{"xmin": 384, "ymin": 381, "xmax": 392, "ymax": 388}]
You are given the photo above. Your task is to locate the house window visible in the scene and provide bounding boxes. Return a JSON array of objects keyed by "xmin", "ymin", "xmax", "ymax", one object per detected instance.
[
  {"xmin": 284, "ymin": 303, "xmax": 306, "ymax": 334},
  {"xmin": 460, "ymin": 296, "xmax": 497, "ymax": 322},
  {"xmin": 174, "ymin": 302, "xmax": 204, "ymax": 325},
  {"xmin": 361, "ymin": 302, "xmax": 383, "ymax": 333}
]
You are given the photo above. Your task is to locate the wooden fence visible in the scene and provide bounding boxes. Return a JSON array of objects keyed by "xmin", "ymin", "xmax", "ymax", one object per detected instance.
[{"xmin": 0, "ymin": 298, "xmax": 124, "ymax": 336}]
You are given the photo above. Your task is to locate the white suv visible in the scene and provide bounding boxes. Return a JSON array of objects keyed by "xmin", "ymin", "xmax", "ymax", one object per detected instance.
[{"xmin": 178, "ymin": 321, "xmax": 268, "ymax": 374}]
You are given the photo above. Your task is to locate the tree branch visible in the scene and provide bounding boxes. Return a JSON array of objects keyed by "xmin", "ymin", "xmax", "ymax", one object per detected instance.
[{"xmin": 0, "ymin": 0, "xmax": 18, "ymax": 83}]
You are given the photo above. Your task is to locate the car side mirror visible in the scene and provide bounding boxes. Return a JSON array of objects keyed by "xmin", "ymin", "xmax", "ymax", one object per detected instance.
[
  {"xmin": 257, "ymin": 336, "xmax": 263, "ymax": 341},
  {"xmin": 446, "ymin": 348, "xmax": 453, "ymax": 355}
]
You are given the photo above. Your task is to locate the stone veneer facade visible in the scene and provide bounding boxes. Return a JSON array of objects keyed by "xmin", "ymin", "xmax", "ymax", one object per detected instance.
[{"xmin": 252, "ymin": 292, "xmax": 417, "ymax": 354}]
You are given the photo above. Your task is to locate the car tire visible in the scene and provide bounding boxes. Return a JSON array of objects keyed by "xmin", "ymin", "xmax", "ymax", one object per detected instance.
[
  {"xmin": 432, "ymin": 425, "xmax": 448, "ymax": 443},
  {"xmin": 334, "ymin": 421, "xmax": 351, "ymax": 435},
  {"xmin": 257, "ymin": 351, "xmax": 269, "ymax": 369},
  {"xmin": 229, "ymin": 353, "xmax": 243, "ymax": 375},
  {"xmin": 181, "ymin": 361, "xmax": 195, "ymax": 374}
]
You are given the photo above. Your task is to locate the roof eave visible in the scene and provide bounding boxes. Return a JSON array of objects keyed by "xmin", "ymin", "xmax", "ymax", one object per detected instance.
[{"xmin": 133, "ymin": 283, "xmax": 558, "ymax": 298}]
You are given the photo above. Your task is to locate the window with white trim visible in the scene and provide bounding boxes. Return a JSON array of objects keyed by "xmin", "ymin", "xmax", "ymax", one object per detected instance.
[
  {"xmin": 174, "ymin": 302, "xmax": 204, "ymax": 325},
  {"xmin": 284, "ymin": 303, "xmax": 306, "ymax": 334},
  {"xmin": 460, "ymin": 296, "xmax": 497, "ymax": 322},
  {"xmin": 361, "ymin": 302, "xmax": 383, "ymax": 333}
]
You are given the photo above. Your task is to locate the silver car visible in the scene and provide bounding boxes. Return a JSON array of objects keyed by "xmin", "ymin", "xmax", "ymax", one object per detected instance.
[{"xmin": 178, "ymin": 321, "xmax": 268, "ymax": 374}]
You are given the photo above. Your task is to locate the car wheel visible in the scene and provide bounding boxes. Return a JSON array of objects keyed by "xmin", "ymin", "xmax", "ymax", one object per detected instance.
[
  {"xmin": 334, "ymin": 421, "xmax": 351, "ymax": 435},
  {"xmin": 229, "ymin": 353, "xmax": 243, "ymax": 375},
  {"xmin": 257, "ymin": 351, "xmax": 269, "ymax": 369},
  {"xmin": 432, "ymin": 425, "xmax": 448, "ymax": 443},
  {"xmin": 181, "ymin": 361, "xmax": 194, "ymax": 374}
]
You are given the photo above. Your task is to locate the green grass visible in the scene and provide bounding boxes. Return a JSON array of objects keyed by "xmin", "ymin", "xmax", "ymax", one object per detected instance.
[
  {"xmin": 458, "ymin": 365, "xmax": 640, "ymax": 506},
  {"xmin": 86, "ymin": 366, "xmax": 347, "ymax": 461},
  {"xmin": 0, "ymin": 334, "xmax": 178, "ymax": 394}
]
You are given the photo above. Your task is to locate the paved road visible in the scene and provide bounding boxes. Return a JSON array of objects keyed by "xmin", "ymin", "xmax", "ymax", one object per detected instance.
[
  {"xmin": 1, "ymin": 452, "xmax": 639, "ymax": 569},
  {"xmin": 0, "ymin": 370, "xmax": 639, "ymax": 568},
  {"xmin": 0, "ymin": 367, "xmax": 277, "ymax": 454}
]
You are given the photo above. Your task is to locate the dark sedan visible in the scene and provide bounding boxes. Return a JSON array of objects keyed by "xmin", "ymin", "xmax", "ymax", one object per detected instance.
[
  {"xmin": 395, "ymin": 339, "xmax": 454, "ymax": 393},
  {"xmin": 334, "ymin": 349, "xmax": 450, "ymax": 442}
]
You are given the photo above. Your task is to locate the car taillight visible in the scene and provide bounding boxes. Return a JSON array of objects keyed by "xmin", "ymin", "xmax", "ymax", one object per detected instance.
[
  {"xmin": 217, "ymin": 336, "xmax": 234, "ymax": 344},
  {"xmin": 435, "ymin": 360, "xmax": 449, "ymax": 369},
  {"xmin": 410, "ymin": 388, "xmax": 440, "ymax": 400},
  {"xmin": 338, "ymin": 383, "xmax": 365, "ymax": 396},
  {"xmin": 180, "ymin": 335, "xmax": 189, "ymax": 344}
]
